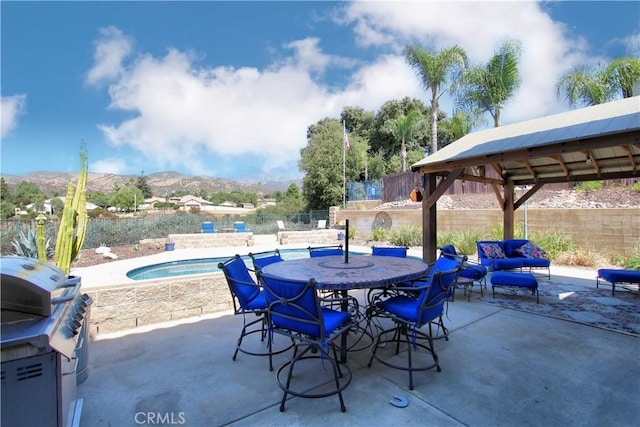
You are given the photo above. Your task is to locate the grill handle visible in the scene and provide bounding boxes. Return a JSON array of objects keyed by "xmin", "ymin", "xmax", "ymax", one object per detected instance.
[{"xmin": 52, "ymin": 276, "xmax": 82, "ymax": 305}]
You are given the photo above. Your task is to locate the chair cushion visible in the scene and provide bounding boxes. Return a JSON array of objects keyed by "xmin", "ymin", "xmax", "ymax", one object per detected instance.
[
  {"xmin": 492, "ymin": 258, "xmax": 524, "ymax": 271},
  {"xmin": 597, "ymin": 269, "xmax": 640, "ymax": 284},
  {"xmin": 491, "ymin": 272, "xmax": 538, "ymax": 289},
  {"xmin": 520, "ymin": 257, "xmax": 550, "ymax": 268},
  {"xmin": 479, "ymin": 242, "xmax": 505, "ymax": 259},
  {"xmin": 381, "ymin": 295, "xmax": 444, "ymax": 324},
  {"xmin": 244, "ymin": 290, "xmax": 267, "ymax": 311},
  {"xmin": 272, "ymin": 307, "xmax": 348, "ymax": 338},
  {"xmin": 515, "ymin": 241, "xmax": 547, "ymax": 258},
  {"xmin": 460, "ymin": 264, "xmax": 487, "ymax": 280}
]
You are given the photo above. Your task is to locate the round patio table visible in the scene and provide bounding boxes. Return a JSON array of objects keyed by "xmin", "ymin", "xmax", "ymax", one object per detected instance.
[{"xmin": 260, "ymin": 255, "xmax": 430, "ymax": 291}]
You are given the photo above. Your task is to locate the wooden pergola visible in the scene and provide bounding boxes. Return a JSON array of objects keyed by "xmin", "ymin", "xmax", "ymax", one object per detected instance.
[{"xmin": 411, "ymin": 96, "xmax": 640, "ymax": 263}]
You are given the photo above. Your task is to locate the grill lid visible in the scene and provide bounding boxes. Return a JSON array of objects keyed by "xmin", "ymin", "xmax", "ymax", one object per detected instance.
[{"xmin": 1, "ymin": 256, "xmax": 68, "ymax": 317}]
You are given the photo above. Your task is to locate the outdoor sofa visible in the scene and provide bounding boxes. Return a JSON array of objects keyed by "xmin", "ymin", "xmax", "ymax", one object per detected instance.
[{"xmin": 477, "ymin": 239, "xmax": 550, "ymax": 278}]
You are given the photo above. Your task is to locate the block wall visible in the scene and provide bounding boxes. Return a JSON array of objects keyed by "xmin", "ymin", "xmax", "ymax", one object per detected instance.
[{"xmin": 335, "ymin": 208, "xmax": 639, "ymax": 256}]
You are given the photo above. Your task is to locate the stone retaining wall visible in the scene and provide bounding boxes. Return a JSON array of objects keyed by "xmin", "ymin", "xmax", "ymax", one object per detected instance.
[
  {"xmin": 277, "ymin": 229, "xmax": 344, "ymax": 245},
  {"xmin": 86, "ymin": 273, "xmax": 232, "ymax": 335},
  {"xmin": 168, "ymin": 232, "xmax": 254, "ymax": 249}
]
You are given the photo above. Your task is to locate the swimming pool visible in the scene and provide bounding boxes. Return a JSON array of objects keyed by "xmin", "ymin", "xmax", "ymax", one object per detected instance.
[{"xmin": 126, "ymin": 248, "xmax": 368, "ymax": 280}]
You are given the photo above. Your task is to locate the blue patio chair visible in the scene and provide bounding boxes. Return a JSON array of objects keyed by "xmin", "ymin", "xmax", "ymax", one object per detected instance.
[
  {"xmin": 258, "ymin": 272, "xmax": 358, "ymax": 412},
  {"xmin": 249, "ymin": 249, "xmax": 283, "ymax": 272},
  {"xmin": 308, "ymin": 245, "xmax": 344, "ymax": 257},
  {"xmin": 367, "ymin": 246, "xmax": 409, "ymax": 307},
  {"xmin": 367, "ymin": 254, "xmax": 462, "ymax": 390},
  {"xmin": 218, "ymin": 255, "xmax": 291, "ymax": 371},
  {"xmin": 201, "ymin": 221, "xmax": 216, "ymax": 233},
  {"xmin": 371, "ymin": 246, "xmax": 408, "ymax": 258},
  {"xmin": 440, "ymin": 244, "xmax": 487, "ymax": 300},
  {"xmin": 233, "ymin": 221, "xmax": 249, "ymax": 232}
]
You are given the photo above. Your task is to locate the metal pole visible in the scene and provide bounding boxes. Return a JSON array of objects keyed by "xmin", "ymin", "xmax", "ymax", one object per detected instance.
[{"xmin": 342, "ymin": 121, "xmax": 346, "ymax": 208}]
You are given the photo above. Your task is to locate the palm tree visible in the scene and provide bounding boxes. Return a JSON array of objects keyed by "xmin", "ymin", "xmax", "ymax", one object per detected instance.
[
  {"xmin": 439, "ymin": 109, "xmax": 487, "ymax": 146},
  {"xmin": 605, "ymin": 57, "xmax": 640, "ymax": 98},
  {"xmin": 556, "ymin": 65, "xmax": 616, "ymax": 108},
  {"xmin": 556, "ymin": 57, "xmax": 640, "ymax": 108},
  {"xmin": 456, "ymin": 39, "xmax": 522, "ymax": 127},
  {"xmin": 383, "ymin": 109, "xmax": 427, "ymax": 172},
  {"xmin": 405, "ymin": 44, "xmax": 468, "ymax": 154}
]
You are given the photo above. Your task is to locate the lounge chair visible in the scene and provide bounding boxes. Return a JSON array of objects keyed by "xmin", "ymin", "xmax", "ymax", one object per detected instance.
[
  {"xmin": 234, "ymin": 221, "xmax": 249, "ymax": 233},
  {"xmin": 201, "ymin": 221, "xmax": 216, "ymax": 233}
]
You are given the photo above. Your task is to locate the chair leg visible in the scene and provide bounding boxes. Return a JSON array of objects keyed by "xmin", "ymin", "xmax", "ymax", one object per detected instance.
[{"xmin": 402, "ymin": 325, "xmax": 414, "ymax": 391}]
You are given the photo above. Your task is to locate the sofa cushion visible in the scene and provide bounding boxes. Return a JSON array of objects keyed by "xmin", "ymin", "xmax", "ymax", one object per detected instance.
[
  {"xmin": 515, "ymin": 241, "xmax": 547, "ymax": 259},
  {"xmin": 479, "ymin": 242, "xmax": 505, "ymax": 259}
]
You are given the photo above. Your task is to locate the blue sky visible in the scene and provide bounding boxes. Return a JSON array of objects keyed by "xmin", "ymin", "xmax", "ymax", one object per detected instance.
[{"xmin": 2, "ymin": 1, "xmax": 639, "ymax": 183}]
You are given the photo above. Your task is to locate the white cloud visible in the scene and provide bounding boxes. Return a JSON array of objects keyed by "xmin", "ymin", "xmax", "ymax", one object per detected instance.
[
  {"xmin": 619, "ymin": 30, "xmax": 640, "ymax": 57},
  {"xmin": 86, "ymin": 26, "xmax": 133, "ymax": 87},
  {"xmin": 1, "ymin": 94, "xmax": 27, "ymax": 138},
  {"xmin": 90, "ymin": 3, "xmax": 632, "ymax": 179},
  {"xmin": 340, "ymin": 1, "xmax": 596, "ymax": 121},
  {"xmin": 90, "ymin": 158, "xmax": 129, "ymax": 175}
]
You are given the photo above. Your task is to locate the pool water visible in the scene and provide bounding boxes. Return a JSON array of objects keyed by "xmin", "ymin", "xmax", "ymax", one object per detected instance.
[{"xmin": 126, "ymin": 248, "xmax": 368, "ymax": 281}]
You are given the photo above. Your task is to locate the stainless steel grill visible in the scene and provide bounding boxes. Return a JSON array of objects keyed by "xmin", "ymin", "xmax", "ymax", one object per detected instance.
[{"xmin": 1, "ymin": 256, "xmax": 91, "ymax": 427}]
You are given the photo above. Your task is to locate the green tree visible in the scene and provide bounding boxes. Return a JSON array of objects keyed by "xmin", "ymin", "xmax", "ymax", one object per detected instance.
[
  {"xmin": 13, "ymin": 181, "xmax": 46, "ymax": 207},
  {"xmin": 86, "ymin": 191, "xmax": 111, "ymax": 209},
  {"xmin": 383, "ymin": 109, "xmax": 427, "ymax": 172},
  {"xmin": 277, "ymin": 183, "xmax": 306, "ymax": 212},
  {"xmin": 300, "ymin": 118, "xmax": 364, "ymax": 209},
  {"xmin": 370, "ymin": 98, "xmax": 431, "ymax": 160},
  {"xmin": 49, "ymin": 197, "xmax": 65, "ymax": 216},
  {"xmin": 438, "ymin": 110, "xmax": 486, "ymax": 146},
  {"xmin": 555, "ymin": 66, "xmax": 615, "ymax": 107},
  {"xmin": 340, "ymin": 106, "xmax": 375, "ymax": 141},
  {"xmin": 0, "ymin": 200, "xmax": 16, "ymax": 218},
  {"xmin": 405, "ymin": 44, "xmax": 468, "ymax": 154},
  {"xmin": 0, "ymin": 177, "xmax": 12, "ymax": 202},
  {"xmin": 109, "ymin": 187, "xmax": 144, "ymax": 212},
  {"xmin": 136, "ymin": 172, "xmax": 153, "ymax": 198},
  {"xmin": 605, "ymin": 57, "xmax": 640, "ymax": 99},
  {"xmin": 367, "ymin": 152, "xmax": 388, "ymax": 179},
  {"xmin": 457, "ymin": 39, "xmax": 522, "ymax": 127},
  {"xmin": 554, "ymin": 57, "xmax": 640, "ymax": 108}
]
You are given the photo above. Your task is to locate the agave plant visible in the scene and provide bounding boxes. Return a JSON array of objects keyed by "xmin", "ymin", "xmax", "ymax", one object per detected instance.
[{"xmin": 11, "ymin": 226, "xmax": 54, "ymax": 259}]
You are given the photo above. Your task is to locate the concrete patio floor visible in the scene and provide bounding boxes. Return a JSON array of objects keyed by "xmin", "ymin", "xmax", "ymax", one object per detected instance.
[{"xmin": 76, "ymin": 242, "xmax": 640, "ymax": 427}]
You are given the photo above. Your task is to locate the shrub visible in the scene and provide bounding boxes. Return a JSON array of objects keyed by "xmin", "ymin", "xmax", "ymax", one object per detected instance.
[
  {"xmin": 612, "ymin": 243, "xmax": 640, "ymax": 270},
  {"xmin": 487, "ymin": 223, "xmax": 525, "ymax": 240},
  {"xmin": 555, "ymin": 249, "xmax": 604, "ymax": 267},
  {"xmin": 389, "ymin": 224, "xmax": 422, "ymax": 247},
  {"xmin": 528, "ymin": 230, "xmax": 576, "ymax": 260},
  {"xmin": 575, "ymin": 180, "xmax": 603, "ymax": 192},
  {"xmin": 437, "ymin": 229, "xmax": 484, "ymax": 255},
  {"xmin": 370, "ymin": 227, "xmax": 389, "ymax": 242}
]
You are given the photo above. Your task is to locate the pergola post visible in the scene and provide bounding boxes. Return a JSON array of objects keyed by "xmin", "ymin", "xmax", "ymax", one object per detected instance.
[
  {"xmin": 422, "ymin": 173, "xmax": 437, "ymax": 263},
  {"xmin": 503, "ymin": 180, "xmax": 515, "ymax": 239}
]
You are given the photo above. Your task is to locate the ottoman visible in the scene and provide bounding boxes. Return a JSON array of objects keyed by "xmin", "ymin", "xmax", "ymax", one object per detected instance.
[
  {"xmin": 596, "ymin": 269, "xmax": 640, "ymax": 295},
  {"xmin": 491, "ymin": 272, "xmax": 539, "ymax": 303}
]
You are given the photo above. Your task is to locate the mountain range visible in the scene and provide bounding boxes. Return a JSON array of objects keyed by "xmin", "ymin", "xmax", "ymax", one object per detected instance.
[{"xmin": 2, "ymin": 171, "xmax": 299, "ymax": 196}]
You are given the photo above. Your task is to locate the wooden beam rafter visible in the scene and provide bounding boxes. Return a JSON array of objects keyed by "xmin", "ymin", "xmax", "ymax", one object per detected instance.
[
  {"xmin": 622, "ymin": 145, "xmax": 638, "ymax": 171},
  {"xmin": 552, "ymin": 155, "xmax": 570, "ymax": 177}
]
